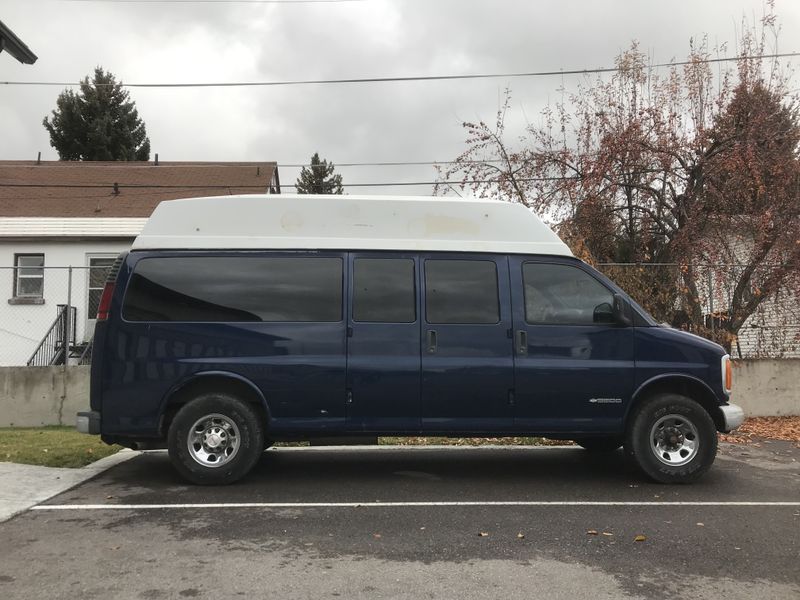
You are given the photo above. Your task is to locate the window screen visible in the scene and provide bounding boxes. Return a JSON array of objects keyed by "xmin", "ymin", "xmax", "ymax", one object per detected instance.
[
  {"xmin": 353, "ymin": 258, "xmax": 415, "ymax": 323},
  {"xmin": 14, "ymin": 254, "xmax": 44, "ymax": 298},
  {"xmin": 123, "ymin": 256, "xmax": 342, "ymax": 322},
  {"xmin": 523, "ymin": 263, "xmax": 614, "ymax": 325},
  {"xmin": 425, "ymin": 260, "xmax": 499, "ymax": 324},
  {"xmin": 87, "ymin": 256, "xmax": 117, "ymax": 319}
]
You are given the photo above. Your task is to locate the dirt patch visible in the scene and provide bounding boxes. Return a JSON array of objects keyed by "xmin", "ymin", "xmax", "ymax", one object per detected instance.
[{"xmin": 720, "ymin": 416, "xmax": 800, "ymax": 446}]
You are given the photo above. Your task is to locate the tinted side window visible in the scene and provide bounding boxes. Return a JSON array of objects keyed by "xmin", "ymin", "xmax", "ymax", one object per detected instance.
[
  {"xmin": 123, "ymin": 256, "xmax": 342, "ymax": 322},
  {"xmin": 523, "ymin": 263, "xmax": 613, "ymax": 325},
  {"xmin": 425, "ymin": 260, "xmax": 499, "ymax": 324},
  {"xmin": 353, "ymin": 258, "xmax": 415, "ymax": 323}
]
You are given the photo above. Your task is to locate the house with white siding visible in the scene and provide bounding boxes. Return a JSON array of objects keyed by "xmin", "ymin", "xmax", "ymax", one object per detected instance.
[{"xmin": 0, "ymin": 160, "xmax": 279, "ymax": 365}]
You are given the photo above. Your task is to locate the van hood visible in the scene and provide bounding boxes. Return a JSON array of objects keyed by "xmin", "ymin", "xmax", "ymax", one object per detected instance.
[{"xmin": 656, "ymin": 324, "xmax": 727, "ymax": 356}]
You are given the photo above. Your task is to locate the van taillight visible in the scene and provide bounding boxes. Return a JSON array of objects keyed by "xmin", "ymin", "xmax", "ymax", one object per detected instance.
[
  {"xmin": 96, "ymin": 282, "xmax": 115, "ymax": 321},
  {"xmin": 96, "ymin": 253, "xmax": 125, "ymax": 321}
]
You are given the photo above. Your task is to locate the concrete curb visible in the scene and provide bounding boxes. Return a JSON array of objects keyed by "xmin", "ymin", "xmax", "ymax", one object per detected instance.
[{"xmin": 0, "ymin": 448, "xmax": 140, "ymax": 523}]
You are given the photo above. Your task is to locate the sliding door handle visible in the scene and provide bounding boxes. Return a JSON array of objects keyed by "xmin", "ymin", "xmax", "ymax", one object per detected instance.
[
  {"xmin": 426, "ymin": 329, "xmax": 438, "ymax": 354},
  {"xmin": 516, "ymin": 330, "xmax": 527, "ymax": 355}
]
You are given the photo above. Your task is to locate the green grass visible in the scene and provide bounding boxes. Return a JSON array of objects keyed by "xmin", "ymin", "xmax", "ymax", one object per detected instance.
[{"xmin": 0, "ymin": 426, "xmax": 123, "ymax": 468}]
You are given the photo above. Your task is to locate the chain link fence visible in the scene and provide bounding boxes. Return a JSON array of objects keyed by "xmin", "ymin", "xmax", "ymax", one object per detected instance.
[
  {"xmin": 596, "ymin": 262, "xmax": 800, "ymax": 359},
  {"xmin": 0, "ymin": 262, "xmax": 796, "ymax": 366},
  {"xmin": 0, "ymin": 263, "xmax": 113, "ymax": 367}
]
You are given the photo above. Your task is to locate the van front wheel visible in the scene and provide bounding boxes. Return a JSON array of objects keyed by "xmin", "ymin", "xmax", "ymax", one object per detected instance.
[
  {"xmin": 625, "ymin": 393, "xmax": 717, "ymax": 484},
  {"xmin": 167, "ymin": 393, "xmax": 264, "ymax": 485}
]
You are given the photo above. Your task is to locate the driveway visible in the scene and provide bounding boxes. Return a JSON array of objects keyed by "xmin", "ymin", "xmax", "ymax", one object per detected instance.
[{"xmin": 0, "ymin": 442, "xmax": 798, "ymax": 599}]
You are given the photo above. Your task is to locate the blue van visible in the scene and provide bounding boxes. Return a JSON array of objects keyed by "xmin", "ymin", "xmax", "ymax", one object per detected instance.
[{"xmin": 77, "ymin": 194, "xmax": 743, "ymax": 485}]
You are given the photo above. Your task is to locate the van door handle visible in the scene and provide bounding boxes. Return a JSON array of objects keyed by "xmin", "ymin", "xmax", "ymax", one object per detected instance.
[
  {"xmin": 426, "ymin": 329, "xmax": 438, "ymax": 354},
  {"xmin": 516, "ymin": 330, "xmax": 527, "ymax": 355}
]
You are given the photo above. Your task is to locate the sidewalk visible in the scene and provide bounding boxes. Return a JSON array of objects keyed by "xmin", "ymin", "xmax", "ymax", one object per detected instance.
[{"xmin": 0, "ymin": 449, "xmax": 138, "ymax": 522}]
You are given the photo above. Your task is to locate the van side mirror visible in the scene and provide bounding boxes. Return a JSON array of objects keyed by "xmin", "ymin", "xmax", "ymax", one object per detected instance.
[
  {"xmin": 613, "ymin": 294, "xmax": 632, "ymax": 327},
  {"xmin": 592, "ymin": 302, "xmax": 615, "ymax": 324}
]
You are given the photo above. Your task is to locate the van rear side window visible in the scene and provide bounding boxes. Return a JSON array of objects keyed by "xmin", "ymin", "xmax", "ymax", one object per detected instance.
[
  {"xmin": 353, "ymin": 258, "xmax": 416, "ymax": 323},
  {"xmin": 425, "ymin": 260, "xmax": 499, "ymax": 324},
  {"xmin": 122, "ymin": 256, "xmax": 343, "ymax": 322}
]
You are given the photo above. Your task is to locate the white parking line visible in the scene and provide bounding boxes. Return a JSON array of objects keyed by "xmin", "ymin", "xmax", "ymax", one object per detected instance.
[{"xmin": 32, "ymin": 500, "xmax": 800, "ymax": 511}]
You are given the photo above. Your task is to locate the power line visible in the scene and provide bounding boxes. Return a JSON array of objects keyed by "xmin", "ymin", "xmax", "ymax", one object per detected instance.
[
  {"xmin": 0, "ymin": 184, "xmax": 267, "ymax": 189},
  {"xmin": 50, "ymin": 0, "xmax": 363, "ymax": 3},
  {"xmin": 3, "ymin": 52, "xmax": 798, "ymax": 89},
  {"xmin": 300, "ymin": 178, "xmax": 576, "ymax": 187},
  {"xmin": 0, "ymin": 159, "xmax": 503, "ymax": 168},
  {"xmin": 281, "ymin": 159, "xmax": 505, "ymax": 167},
  {"xmin": 0, "ymin": 177, "xmax": 577, "ymax": 190}
]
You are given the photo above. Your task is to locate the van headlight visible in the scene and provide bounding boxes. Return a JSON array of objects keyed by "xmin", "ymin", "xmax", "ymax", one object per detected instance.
[{"xmin": 721, "ymin": 355, "xmax": 732, "ymax": 395}]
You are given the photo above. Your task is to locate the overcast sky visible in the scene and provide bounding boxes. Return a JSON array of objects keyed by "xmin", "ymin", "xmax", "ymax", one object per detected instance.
[{"xmin": 2, "ymin": 0, "xmax": 800, "ymax": 195}]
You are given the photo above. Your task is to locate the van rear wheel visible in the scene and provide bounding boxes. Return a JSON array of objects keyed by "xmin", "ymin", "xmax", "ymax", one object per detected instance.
[
  {"xmin": 625, "ymin": 393, "xmax": 717, "ymax": 484},
  {"xmin": 167, "ymin": 393, "xmax": 264, "ymax": 485}
]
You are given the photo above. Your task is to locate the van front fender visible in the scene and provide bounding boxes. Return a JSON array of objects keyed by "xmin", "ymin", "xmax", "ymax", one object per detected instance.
[{"xmin": 625, "ymin": 373, "xmax": 725, "ymax": 431}]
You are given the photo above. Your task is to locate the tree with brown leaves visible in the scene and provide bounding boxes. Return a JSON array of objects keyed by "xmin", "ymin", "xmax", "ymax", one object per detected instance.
[{"xmin": 438, "ymin": 10, "xmax": 799, "ymax": 353}]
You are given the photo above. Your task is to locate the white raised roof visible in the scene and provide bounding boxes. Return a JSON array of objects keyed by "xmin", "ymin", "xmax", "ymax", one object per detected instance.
[{"xmin": 131, "ymin": 194, "xmax": 573, "ymax": 256}]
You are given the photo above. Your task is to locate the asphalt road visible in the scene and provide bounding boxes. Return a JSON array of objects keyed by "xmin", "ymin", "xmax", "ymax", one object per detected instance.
[{"xmin": 0, "ymin": 441, "xmax": 798, "ymax": 600}]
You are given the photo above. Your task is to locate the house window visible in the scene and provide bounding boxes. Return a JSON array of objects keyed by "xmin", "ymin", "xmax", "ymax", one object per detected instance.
[
  {"xmin": 87, "ymin": 256, "xmax": 118, "ymax": 319},
  {"xmin": 14, "ymin": 254, "xmax": 44, "ymax": 298}
]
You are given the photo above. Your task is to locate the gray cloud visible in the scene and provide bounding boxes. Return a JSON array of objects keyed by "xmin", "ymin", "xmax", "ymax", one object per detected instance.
[{"xmin": 2, "ymin": 0, "xmax": 799, "ymax": 195}]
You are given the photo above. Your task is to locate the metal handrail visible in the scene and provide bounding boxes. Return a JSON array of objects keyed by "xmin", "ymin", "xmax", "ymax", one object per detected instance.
[
  {"xmin": 26, "ymin": 304, "xmax": 76, "ymax": 367},
  {"xmin": 26, "ymin": 305, "xmax": 67, "ymax": 366},
  {"xmin": 77, "ymin": 340, "xmax": 93, "ymax": 365}
]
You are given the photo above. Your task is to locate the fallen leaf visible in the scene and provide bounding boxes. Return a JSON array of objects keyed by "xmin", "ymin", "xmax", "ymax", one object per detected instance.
[
  {"xmin": 587, "ymin": 530, "xmax": 598, "ymax": 535},
  {"xmin": 478, "ymin": 532, "xmax": 489, "ymax": 537},
  {"xmin": 634, "ymin": 535, "xmax": 646, "ymax": 542},
  {"xmin": 373, "ymin": 533, "xmax": 381, "ymax": 539}
]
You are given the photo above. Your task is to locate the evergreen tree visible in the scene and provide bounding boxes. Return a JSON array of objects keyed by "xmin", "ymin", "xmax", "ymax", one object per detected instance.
[
  {"xmin": 295, "ymin": 153, "xmax": 344, "ymax": 194},
  {"xmin": 43, "ymin": 67, "xmax": 150, "ymax": 161}
]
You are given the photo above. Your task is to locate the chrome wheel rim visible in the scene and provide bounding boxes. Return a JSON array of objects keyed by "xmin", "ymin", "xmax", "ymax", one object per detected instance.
[
  {"xmin": 650, "ymin": 414, "xmax": 699, "ymax": 467},
  {"xmin": 187, "ymin": 413, "xmax": 241, "ymax": 468}
]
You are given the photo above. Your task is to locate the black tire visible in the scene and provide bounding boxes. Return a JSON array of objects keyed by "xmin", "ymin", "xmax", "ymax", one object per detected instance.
[
  {"xmin": 167, "ymin": 393, "xmax": 265, "ymax": 485},
  {"xmin": 625, "ymin": 393, "xmax": 717, "ymax": 484},
  {"xmin": 575, "ymin": 437, "xmax": 623, "ymax": 452}
]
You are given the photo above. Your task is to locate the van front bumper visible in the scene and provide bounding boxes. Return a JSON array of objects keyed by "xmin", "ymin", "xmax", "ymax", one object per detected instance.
[
  {"xmin": 719, "ymin": 404, "xmax": 745, "ymax": 433},
  {"xmin": 76, "ymin": 411, "xmax": 101, "ymax": 435}
]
